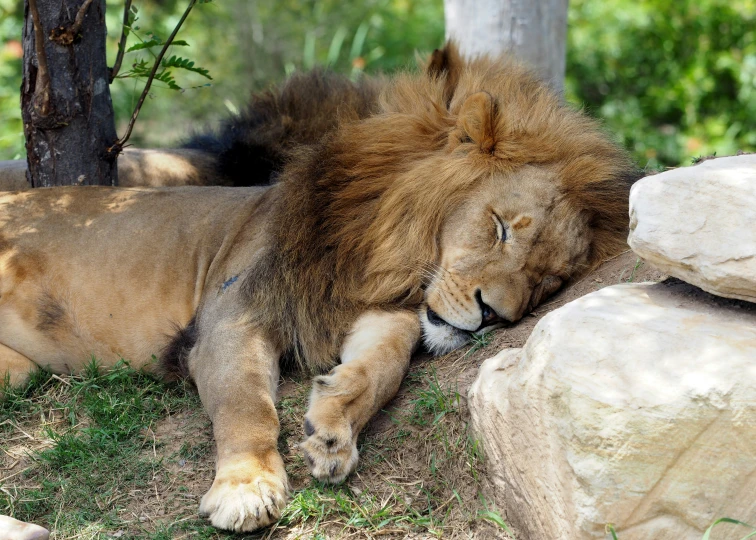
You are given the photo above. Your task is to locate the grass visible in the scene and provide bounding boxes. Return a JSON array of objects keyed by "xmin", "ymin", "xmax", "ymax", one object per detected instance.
[
  {"xmin": 702, "ymin": 518, "xmax": 756, "ymax": 540},
  {"xmin": 1, "ymin": 359, "xmax": 204, "ymax": 538},
  {"xmin": 268, "ymin": 364, "xmax": 511, "ymax": 538},
  {"xmin": 1, "ymin": 346, "xmax": 512, "ymax": 539},
  {"xmin": 463, "ymin": 331, "xmax": 494, "ymax": 359},
  {"xmin": 619, "ymin": 257, "xmax": 644, "ymax": 283}
]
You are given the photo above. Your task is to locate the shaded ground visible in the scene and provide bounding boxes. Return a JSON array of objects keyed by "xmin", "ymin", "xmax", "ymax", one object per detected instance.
[{"xmin": 0, "ymin": 251, "xmax": 664, "ymax": 539}]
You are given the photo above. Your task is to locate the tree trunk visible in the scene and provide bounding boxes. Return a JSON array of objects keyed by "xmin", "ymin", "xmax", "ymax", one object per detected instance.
[
  {"xmin": 21, "ymin": 0, "xmax": 118, "ymax": 187},
  {"xmin": 444, "ymin": 0, "xmax": 569, "ymax": 95}
]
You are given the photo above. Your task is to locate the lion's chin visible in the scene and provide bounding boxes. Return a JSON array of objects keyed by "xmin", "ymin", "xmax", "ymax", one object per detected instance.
[{"xmin": 419, "ymin": 308, "xmax": 471, "ymax": 355}]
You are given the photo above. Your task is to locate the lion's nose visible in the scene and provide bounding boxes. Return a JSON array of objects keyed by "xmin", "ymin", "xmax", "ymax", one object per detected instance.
[{"xmin": 475, "ymin": 290, "xmax": 503, "ymax": 330}]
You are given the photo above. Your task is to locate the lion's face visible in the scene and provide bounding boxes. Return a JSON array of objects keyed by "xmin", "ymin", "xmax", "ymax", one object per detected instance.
[
  {"xmin": 333, "ymin": 65, "xmax": 635, "ymax": 355},
  {"xmin": 420, "ymin": 166, "xmax": 591, "ymax": 354}
]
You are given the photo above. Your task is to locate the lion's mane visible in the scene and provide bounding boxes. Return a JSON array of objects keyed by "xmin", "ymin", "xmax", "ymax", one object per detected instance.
[
  {"xmin": 234, "ymin": 44, "xmax": 640, "ymax": 371},
  {"xmin": 183, "ymin": 71, "xmax": 384, "ymax": 186}
]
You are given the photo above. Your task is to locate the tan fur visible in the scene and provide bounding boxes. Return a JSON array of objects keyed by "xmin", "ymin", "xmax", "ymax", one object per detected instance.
[{"xmin": 0, "ymin": 44, "xmax": 637, "ymax": 532}]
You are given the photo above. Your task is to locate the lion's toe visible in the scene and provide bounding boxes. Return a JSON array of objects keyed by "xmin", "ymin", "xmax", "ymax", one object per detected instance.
[
  {"xmin": 300, "ymin": 417, "xmax": 358, "ymax": 483},
  {"xmin": 199, "ymin": 474, "xmax": 287, "ymax": 532}
]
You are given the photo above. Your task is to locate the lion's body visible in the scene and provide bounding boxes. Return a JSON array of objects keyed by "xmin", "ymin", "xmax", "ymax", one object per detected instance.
[
  {"xmin": 1, "ymin": 44, "xmax": 640, "ymax": 532},
  {"xmin": 0, "ymin": 186, "xmax": 272, "ymax": 378}
]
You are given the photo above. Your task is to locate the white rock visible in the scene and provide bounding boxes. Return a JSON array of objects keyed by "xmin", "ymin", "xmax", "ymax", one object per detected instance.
[
  {"xmin": 628, "ymin": 154, "xmax": 756, "ymax": 303},
  {"xmin": 469, "ymin": 282, "xmax": 756, "ymax": 540},
  {"xmin": 0, "ymin": 515, "xmax": 49, "ymax": 540}
]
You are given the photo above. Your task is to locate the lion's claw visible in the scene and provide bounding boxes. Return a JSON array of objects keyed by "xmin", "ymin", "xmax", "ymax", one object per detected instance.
[{"xmin": 199, "ymin": 473, "xmax": 287, "ymax": 532}]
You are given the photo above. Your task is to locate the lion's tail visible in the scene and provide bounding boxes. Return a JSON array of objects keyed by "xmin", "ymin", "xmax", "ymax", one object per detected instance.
[
  {"xmin": 182, "ymin": 70, "xmax": 383, "ymax": 187},
  {"xmin": 159, "ymin": 317, "xmax": 198, "ymax": 381}
]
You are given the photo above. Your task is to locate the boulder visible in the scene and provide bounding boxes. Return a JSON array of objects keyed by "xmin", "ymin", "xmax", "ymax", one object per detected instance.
[
  {"xmin": 469, "ymin": 281, "xmax": 756, "ymax": 540},
  {"xmin": 0, "ymin": 515, "xmax": 49, "ymax": 540},
  {"xmin": 628, "ymin": 154, "xmax": 756, "ymax": 303}
]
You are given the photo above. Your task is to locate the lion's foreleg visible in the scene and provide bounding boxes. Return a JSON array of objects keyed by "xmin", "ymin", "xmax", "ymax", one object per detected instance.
[
  {"xmin": 189, "ymin": 321, "xmax": 286, "ymax": 532},
  {"xmin": 300, "ymin": 310, "xmax": 420, "ymax": 483},
  {"xmin": 0, "ymin": 343, "xmax": 38, "ymax": 397}
]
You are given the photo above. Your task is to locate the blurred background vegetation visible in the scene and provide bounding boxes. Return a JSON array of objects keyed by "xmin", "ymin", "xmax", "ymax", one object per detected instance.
[{"xmin": 1, "ymin": 0, "xmax": 754, "ymax": 168}]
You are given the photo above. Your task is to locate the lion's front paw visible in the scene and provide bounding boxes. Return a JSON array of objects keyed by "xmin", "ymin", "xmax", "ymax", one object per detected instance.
[
  {"xmin": 199, "ymin": 470, "xmax": 287, "ymax": 532},
  {"xmin": 300, "ymin": 413, "xmax": 359, "ymax": 484}
]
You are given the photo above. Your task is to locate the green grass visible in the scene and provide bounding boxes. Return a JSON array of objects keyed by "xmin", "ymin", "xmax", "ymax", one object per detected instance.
[
  {"xmin": 269, "ymin": 368, "xmax": 498, "ymax": 537},
  {"xmin": 1, "ymin": 357, "xmax": 509, "ymax": 538},
  {"xmin": 400, "ymin": 368, "xmax": 511, "ymax": 533},
  {"xmin": 702, "ymin": 518, "xmax": 756, "ymax": 540},
  {"xmin": 406, "ymin": 368, "xmax": 460, "ymax": 428},
  {"xmin": 0, "ymin": 359, "xmax": 203, "ymax": 538},
  {"xmin": 619, "ymin": 257, "xmax": 644, "ymax": 283},
  {"xmin": 478, "ymin": 498, "xmax": 514, "ymax": 536},
  {"xmin": 276, "ymin": 482, "xmax": 437, "ymax": 535},
  {"xmin": 267, "ymin": 365, "xmax": 511, "ymax": 538},
  {"xmin": 465, "ymin": 331, "xmax": 495, "ymax": 358}
]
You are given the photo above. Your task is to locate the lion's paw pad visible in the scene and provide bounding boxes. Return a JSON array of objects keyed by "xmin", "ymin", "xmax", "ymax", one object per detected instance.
[
  {"xmin": 199, "ymin": 474, "xmax": 287, "ymax": 532},
  {"xmin": 300, "ymin": 416, "xmax": 358, "ymax": 483}
]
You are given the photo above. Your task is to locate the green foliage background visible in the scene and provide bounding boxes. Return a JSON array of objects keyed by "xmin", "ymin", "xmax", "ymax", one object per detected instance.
[{"xmin": 0, "ymin": 0, "xmax": 754, "ymax": 167}]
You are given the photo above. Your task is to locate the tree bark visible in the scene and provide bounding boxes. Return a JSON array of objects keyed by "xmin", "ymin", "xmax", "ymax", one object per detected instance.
[
  {"xmin": 444, "ymin": 0, "xmax": 569, "ymax": 95},
  {"xmin": 21, "ymin": 0, "xmax": 118, "ymax": 187}
]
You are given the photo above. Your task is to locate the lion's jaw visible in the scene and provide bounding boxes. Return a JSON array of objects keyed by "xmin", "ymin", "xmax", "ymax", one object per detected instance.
[{"xmin": 419, "ymin": 167, "xmax": 592, "ymax": 355}]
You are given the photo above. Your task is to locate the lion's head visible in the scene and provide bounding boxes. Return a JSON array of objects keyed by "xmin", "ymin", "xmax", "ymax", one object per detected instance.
[
  {"xmin": 268, "ymin": 43, "xmax": 639, "ymax": 364},
  {"xmin": 419, "ymin": 163, "xmax": 590, "ymax": 353}
]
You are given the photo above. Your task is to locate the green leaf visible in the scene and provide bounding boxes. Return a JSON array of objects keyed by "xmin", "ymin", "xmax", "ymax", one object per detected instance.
[
  {"xmin": 478, "ymin": 510, "xmax": 513, "ymax": 534},
  {"xmin": 702, "ymin": 518, "xmax": 756, "ymax": 540},
  {"xmin": 126, "ymin": 38, "xmax": 162, "ymax": 52},
  {"xmin": 160, "ymin": 55, "xmax": 212, "ymax": 80},
  {"xmin": 126, "ymin": 38, "xmax": 188, "ymax": 52},
  {"xmin": 154, "ymin": 70, "xmax": 181, "ymax": 90}
]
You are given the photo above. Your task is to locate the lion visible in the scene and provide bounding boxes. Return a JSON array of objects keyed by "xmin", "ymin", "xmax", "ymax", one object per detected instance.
[{"xmin": 0, "ymin": 44, "xmax": 639, "ymax": 532}]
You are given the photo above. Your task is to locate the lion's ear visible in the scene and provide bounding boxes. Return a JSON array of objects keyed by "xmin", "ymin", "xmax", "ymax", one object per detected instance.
[
  {"xmin": 456, "ymin": 91, "xmax": 497, "ymax": 154},
  {"xmin": 427, "ymin": 41, "xmax": 463, "ymax": 107}
]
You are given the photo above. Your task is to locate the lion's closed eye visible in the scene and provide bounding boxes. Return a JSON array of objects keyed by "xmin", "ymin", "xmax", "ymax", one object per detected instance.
[{"xmin": 491, "ymin": 214, "xmax": 507, "ymax": 243}]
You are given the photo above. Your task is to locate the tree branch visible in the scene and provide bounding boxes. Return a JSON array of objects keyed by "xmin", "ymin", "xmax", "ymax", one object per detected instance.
[
  {"xmin": 27, "ymin": 0, "xmax": 52, "ymax": 115},
  {"xmin": 111, "ymin": 0, "xmax": 198, "ymax": 153},
  {"xmin": 109, "ymin": 0, "xmax": 133, "ymax": 83},
  {"xmin": 50, "ymin": 0, "xmax": 94, "ymax": 45}
]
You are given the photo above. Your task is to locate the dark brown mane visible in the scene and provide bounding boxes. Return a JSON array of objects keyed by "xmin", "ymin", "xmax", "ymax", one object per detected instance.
[{"xmin": 242, "ymin": 46, "xmax": 640, "ymax": 371}]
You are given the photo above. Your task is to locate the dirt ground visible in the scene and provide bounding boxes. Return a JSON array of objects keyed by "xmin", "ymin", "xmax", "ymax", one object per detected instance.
[{"xmin": 0, "ymin": 250, "xmax": 665, "ymax": 539}]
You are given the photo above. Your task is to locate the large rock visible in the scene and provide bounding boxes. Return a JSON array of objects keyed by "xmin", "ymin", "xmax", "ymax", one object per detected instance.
[
  {"xmin": 628, "ymin": 154, "xmax": 756, "ymax": 303},
  {"xmin": 469, "ymin": 281, "xmax": 756, "ymax": 540},
  {"xmin": 0, "ymin": 515, "xmax": 49, "ymax": 540}
]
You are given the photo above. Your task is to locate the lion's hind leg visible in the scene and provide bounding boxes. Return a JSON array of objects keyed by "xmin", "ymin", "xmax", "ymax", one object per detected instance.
[{"xmin": 0, "ymin": 343, "xmax": 39, "ymax": 398}]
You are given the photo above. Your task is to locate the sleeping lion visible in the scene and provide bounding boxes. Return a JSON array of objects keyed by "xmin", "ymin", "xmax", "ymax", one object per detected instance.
[{"xmin": 0, "ymin": 45, "xmax": 639, "ymax": 532}]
